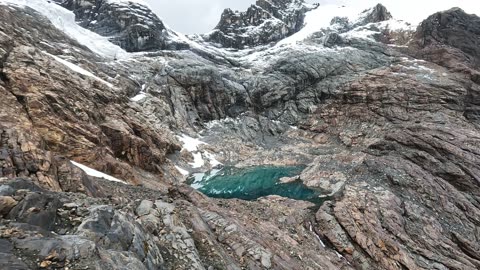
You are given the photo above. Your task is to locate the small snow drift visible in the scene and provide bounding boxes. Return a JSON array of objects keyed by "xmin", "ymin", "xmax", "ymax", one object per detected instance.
[
  {"xmin": 44, "ymin": 52, "xmax": 114, "ymax": 87},
  {"xmin": 71, "ymin": 161, "xmax": 127, "ymax": 184},
  {"xmin": 176, "ymin": 134, "xmax": 222, "ymax": 169},
  {"xmin": 131, "ymin": 92, "xmax": 147, "ymax": 102},
  {"xmin": 177, "ymin": 134, "xmax": 207, "ymax": 152},
  {"xmin": 175, "ymin": 165, "xmax": 189, "ymax": 176}
]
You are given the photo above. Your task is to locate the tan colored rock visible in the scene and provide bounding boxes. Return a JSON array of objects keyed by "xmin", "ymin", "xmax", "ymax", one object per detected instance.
[
  {"xmin": 0, "ymin": 196, "xmax": 17, "ymax": 216},
  {"xmin": 39, "ymin": 260, "xmax": 51, "ymax": 268},
  {"xmin": 313, "ymin": 134, "xmax": 329, "ymax": 144},
  {"xmin": 279, "ymin": 176, "xmax": 299, "ymax": 184}
]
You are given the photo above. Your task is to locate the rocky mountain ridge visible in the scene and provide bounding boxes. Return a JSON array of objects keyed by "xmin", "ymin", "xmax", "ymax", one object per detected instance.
[
  {"xmin": 52, "ymin": 0, "xmax": 189, "ymax": 52},
  {"xmin": 204, "ymin": 0, "xmax": 316, "ymax": 48},
  {"xmin": 0, "ymin": 0, "xmax": 479, "ymax": 269}
]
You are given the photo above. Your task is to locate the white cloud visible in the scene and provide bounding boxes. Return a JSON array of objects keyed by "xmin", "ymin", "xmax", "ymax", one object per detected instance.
[
  {"xmin": 147, "ymin": 0, "xmax": 255, "ymax": 33},
  {"xmin": 146, "ymin": 0, "xmax": 480, "ymax": 34}
]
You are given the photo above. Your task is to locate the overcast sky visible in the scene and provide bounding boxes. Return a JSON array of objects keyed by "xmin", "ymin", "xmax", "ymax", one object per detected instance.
[{"xmin": 146, "ymin": 0, "xmax": 480, "ymax": 34}]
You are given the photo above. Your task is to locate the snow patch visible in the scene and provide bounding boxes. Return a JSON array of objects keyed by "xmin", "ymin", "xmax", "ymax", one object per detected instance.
[
  {"xmin": 177, "ymin": 134, "xmax": 207, "ymax": 152},
  {"xmin": 189, "ymin": 152, "xmax": 205, "ymax": 168},
  {"xmin": 205, "ymin": 117, "xmax": 239, "ymax": 129},
  {"xmin": 175, "ymin": 165, "xmax": 189, "ymax": 176},
  {"xmin": 131, "ymin": 92, "xmax": 147, "ymax": 101},
  {"xmin": 277, "ymin": 4, "xmax": 416, "ymax": 46},
  {"xmin": 70, "ymin": 161, "xmax": 127, "ymax": 184},
  {"xmin": 309, "ymin": 222, "xmax": 326, "ymax": 248},
  {"xmin": 176, "ymin": 134, "xmax": 222, "ymax": 169},
  {"xmin": 190, "ymin": 169, "xmax": 222, "ymax": 189},
  {"xmin": 376, "ymin": 19, "xmax": 416, "ymax": 32},
  {"xmin": 341, "ymin": 28, "xmax": 378, "ymax": 41},
  {"xmin": 204, "ymin": 151, "xmax": 222, "ymax": 168},
  {"xmin": 278, "ymin": 5, "xmax": 360, "ymax": 46},
  {"xmin": 241, "ymin": 43, "xmax": 334, "ymax": 68},
  {"xmin": 416, "ymin": 65, "xmax": 435, "ymax": 73},
  {"xmin": 44, "ymin": 52, "xmax": 114, "ymax": 87}
]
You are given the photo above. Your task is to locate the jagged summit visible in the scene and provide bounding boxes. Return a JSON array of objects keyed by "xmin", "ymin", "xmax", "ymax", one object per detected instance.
[
  {"xmin": 53, "ymin": 0, "xmax": 189, "ymax": 52},
  {"xmin": 275, "ymin": 2, "xmax": 413, "ymax": 48},
  {"xmin": 327, "ymin": 3, "xmax": 394, "ymax": 30},
  {"xmin": 415, "ymin": 7, "xmax": 480, "ymax": 63},
  {"xmin": 356, "ymin": 3, "xmax": 393, "ymax": 26},
  {"xmin": 50, "ymin": 0, "xmax": 407, "ymax": 52},
  {"xmin": 203, "ymin": 0, "xmax": 317, "ymax": 48},
  {"xmin": 201, "ymin": 1, "xmax": 404, "ymax": 49}
]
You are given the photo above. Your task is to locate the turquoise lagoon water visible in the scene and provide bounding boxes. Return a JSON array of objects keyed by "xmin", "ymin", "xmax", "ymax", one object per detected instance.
[{"xmin": 187, "ymin": 166, "xmax": 323, "ymax": 203}]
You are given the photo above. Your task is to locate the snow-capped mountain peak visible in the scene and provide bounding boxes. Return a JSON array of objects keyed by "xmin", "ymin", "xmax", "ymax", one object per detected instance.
[
  {"xmin": 203, "ymin": 0, "xmax": 317, "ymax": 49},
  {"xmin": 52, "ymin": 0, "xmax": 189, "ymax": 52}
]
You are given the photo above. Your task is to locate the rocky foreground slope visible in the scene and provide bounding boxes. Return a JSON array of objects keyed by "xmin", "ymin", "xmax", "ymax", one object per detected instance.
[{"xmin": 0, "ymin": 0, "xmax": 480, "ymax": 269}]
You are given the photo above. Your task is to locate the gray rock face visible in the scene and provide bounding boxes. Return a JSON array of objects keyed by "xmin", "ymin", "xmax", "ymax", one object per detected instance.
[
  {"xmin": 0, "ymin": 4, "xmax": 181, "ymax": 186},
  {"xmin": 327, "ymin": 3, "xmax": 393, "ymax": 34},
  {"xmin": 413, "ymin": 7, "xmax": 480, "ymax": 68},
  {"xmin": 0, "ymin": 252, "xmax": 29, "ymax": 270},
  {"xmin": 355, "ymin": 3, "xmax": 393, "ymax": 26},
  {"xmin": 7, "ymin": 192, "xmax": 63, "ymax": 230},
  {"xmin": 416, "ymin": 8, "xmax": 480, "ymax": 55},
  {"xmin": 410, "ymin": 8, "xmax": 480, "ymax": 123},
  {"xmin": 53, "ymin": 0, "xmax": 188, "ymax": 52},
  {"xmin": 204, "ymin": 0, "xmax": 317, "ymax": 48}
]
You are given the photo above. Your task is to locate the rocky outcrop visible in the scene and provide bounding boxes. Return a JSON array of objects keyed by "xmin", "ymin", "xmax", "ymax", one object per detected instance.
[
  {"xmin": 294, "ymin": 10, "xmax": 480, "ymax": 267},
  {"xmin": 409, "ymin": 8, "xmax": 480, "ymax": 123},
  {"xmin": 0, "ymin": 175, "xmax": 354, "ymax": 270},
  {"xmin": 53, "ymin": 0, "xmax": 188, "ymax": 52},
  {"xmin": 411, "ymin": 7, "xmax": 480, "ymax": 71},
  {"xmin": 205, "ymin": 0, "xmax": 317, "ymax": 48},
  {"xmin": 322, "ymin": 4, "xmax": 412, "ymax": 47},
  {"xmin": 305, "ymin": 60, "xmax": 480, "ymax": 268},
  {"xmin": 0, "ymin": 5, "xmax": 180, "ymax": 186},
  {"xmin": 355, "ymin": 3, "xmax": 393, "ymax": 26}
]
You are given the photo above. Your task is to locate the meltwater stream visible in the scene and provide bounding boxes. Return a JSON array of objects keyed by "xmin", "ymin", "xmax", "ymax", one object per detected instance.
[{"xmin": 187, "ymin": 166, "xmax": 324, "ymax": 203}]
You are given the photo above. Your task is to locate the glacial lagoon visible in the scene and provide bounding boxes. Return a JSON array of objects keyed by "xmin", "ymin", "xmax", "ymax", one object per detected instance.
[{"xmin": 188, "ymin": 166, "xmax": 323, "ymax": 203}]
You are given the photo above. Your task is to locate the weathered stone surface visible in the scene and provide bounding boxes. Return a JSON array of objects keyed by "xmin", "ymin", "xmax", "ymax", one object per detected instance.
[
  {"xmin": 0, "ymin": 196, "xmax": 17, "ymax": 216},
  {"xmin": 0, "ymin": 253, "xmax": 29, "ymax": 270},
  {"xmin": 412, "ymin": 7, "xmax": 480, "ymax": 69},
  {"xmin": 355, "ymin": 3, "xmax": 393, "ymax": 26},
  {"xmin": 7, "ymin": 192, "xmax": 63, "ymax": 231},
  {"xmin": 0, "ymin": 5, "xmax": 180, "ymax": 186},
  {"xmin": 53, "ymin": 0, "xmax": 188, "ymax": 52},
  {"xmin": 205, "ymin": 0, "xmax": 316, "ymax": 48},
  {"xmin": 136, "ymin": 199, "xmax": 154, "ymax": 216}
]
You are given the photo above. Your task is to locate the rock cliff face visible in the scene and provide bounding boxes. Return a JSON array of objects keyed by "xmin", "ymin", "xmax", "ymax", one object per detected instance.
[
  {"xmin": 356, "ymin": 3, "xmax": 392, "ymax": 25},
  {"xmin": 1, "ymin": 1, "xmax": 480, "ymax": 270},
  {"xmin": 53, "ymin": 0, "xmax": 188, "ymax": 52},
  {"xmin": 413, "ymin": 7, "xmax": 480, "ymax": 69},
  {"xmin": 204, "ymin": 0, "xmax": 316, "ymax": 48}
]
